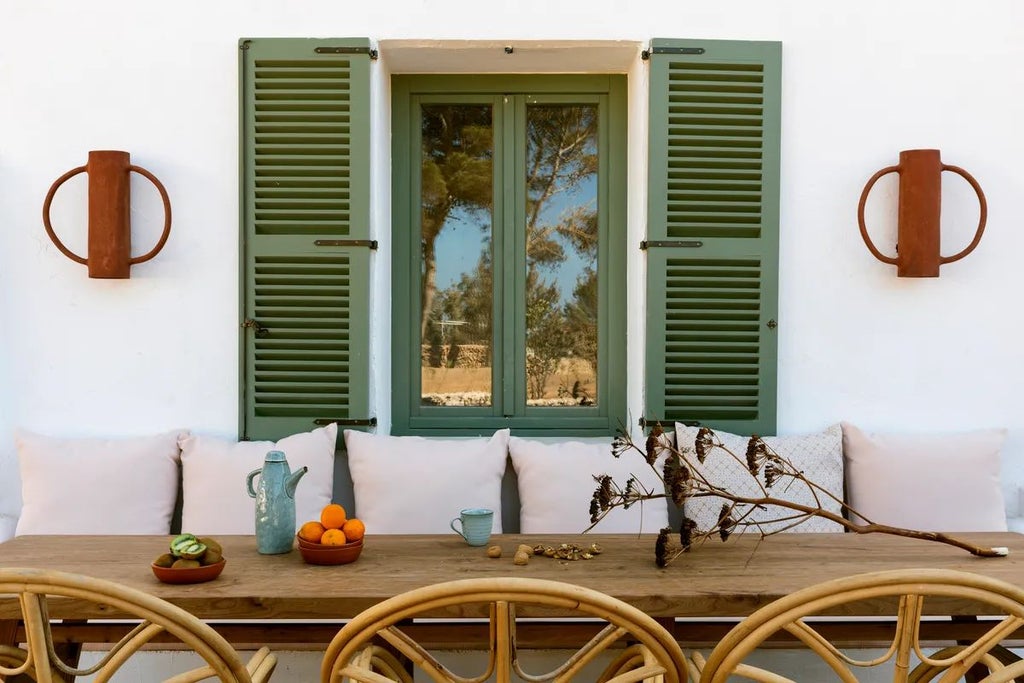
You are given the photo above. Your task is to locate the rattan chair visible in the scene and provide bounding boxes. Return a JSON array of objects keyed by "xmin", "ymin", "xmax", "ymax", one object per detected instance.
[
  {"xmin": 320, "ymin": 576, "xmax": 688, "ymax": 682},
  {"xmin": 0, "ymin": 567, "xmax": 277, "ymax": 682},
  {"xmin": 689, "ymin": 568, "xmax": 1024, "ymax": 683}
]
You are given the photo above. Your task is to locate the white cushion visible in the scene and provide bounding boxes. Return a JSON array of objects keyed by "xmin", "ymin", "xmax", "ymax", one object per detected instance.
[
  {"xmin": 179, "ymin": 424, "xmax": 337, "ymax": 535},
  {"xmin": 344, "ymin": 429, "xmax": 509, "ymax": 534},
  {"xmin": 675, "ymin": 423, "xmax": 845, "ymax": 534},
  {"xmin": 15, "ymin": 429, "xmax": 186, "ymax": 535},
  {"xmin": 509, "ymin": 436, "xmax": 669, "ymax": 534},
  {"xmin": 842, "ymin": 422, "xmax": 1007, "ymax": 532}
]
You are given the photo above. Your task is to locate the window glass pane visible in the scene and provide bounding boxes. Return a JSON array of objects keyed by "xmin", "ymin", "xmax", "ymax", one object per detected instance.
[
  {"xmin": 420, "ymin": 105, "xmax": 494, "ymax": 407},
  {"xmin": 525, "ymin": 104, "xmax": 599, "ymax": 407}
]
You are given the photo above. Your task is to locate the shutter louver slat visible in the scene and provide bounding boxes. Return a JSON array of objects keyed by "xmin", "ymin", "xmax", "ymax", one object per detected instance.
[
  {"xmin": 252, "ymin": 255, "xmax": 352, "ymax": 419},
  {"xmin": 663, "ymin": 256, "xmax": 762, "ymax": 422},
  {"xmin": 241, "ymin": 38, "xmax": 373, "ymax": 441},
  {"xmin": 667, "ymin": 60, "xmax": 765, "ymax": 242},
  {"xmin": 646, "ymin": 39, "xmax": 780, "ymax": 436},
  {"xmin": 253, "ymin": 57, "xmax": 355, "ymax": 239}
]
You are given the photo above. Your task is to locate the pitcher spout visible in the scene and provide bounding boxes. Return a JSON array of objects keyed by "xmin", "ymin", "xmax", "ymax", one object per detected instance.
[{"xmin": 285, "ymin": 466, "xmax": 308, "ymax": 499}]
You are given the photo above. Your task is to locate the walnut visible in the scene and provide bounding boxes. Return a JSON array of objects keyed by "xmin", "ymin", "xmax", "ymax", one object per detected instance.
[
  {"xmin": 513, "ymin": 550, "xmax": 530, "ymax": 565},
  {"xmin": 486, "ymin": 545, "xmax": 502, "ymax": 558}
]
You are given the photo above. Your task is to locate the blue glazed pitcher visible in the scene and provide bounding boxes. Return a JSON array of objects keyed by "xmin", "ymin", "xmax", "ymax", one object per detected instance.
[{"xmin": 246, "ymin": 450, "xmax": 307, "ymax": 554}]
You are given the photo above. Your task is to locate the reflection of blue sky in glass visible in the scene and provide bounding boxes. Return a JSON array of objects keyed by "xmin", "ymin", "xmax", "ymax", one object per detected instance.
[
  {"xmin": 435, "ymin": 208, "xmax": 490, "ymax": 291},
  {"xmin": 436, "ymin": 175, "xmax": 597, "ymax": 305},
  {"xmin": 528, "ymin": 179, "xmax": 596, "ymax": 305}
]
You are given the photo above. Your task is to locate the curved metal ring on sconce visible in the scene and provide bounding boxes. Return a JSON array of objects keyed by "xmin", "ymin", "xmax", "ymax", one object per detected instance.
[
  {"xmin": 857, "ymin": 149, "xmax": 986, "ymax": 277},
  {"xmin": 42, "ymin": 150, "xmax": 172, "ymax": 279}
]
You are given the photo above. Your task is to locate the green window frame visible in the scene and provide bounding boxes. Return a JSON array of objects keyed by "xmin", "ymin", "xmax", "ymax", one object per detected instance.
[{"xmin": 391, "ymin": 75, "xmax": 627, "ymax": 436}]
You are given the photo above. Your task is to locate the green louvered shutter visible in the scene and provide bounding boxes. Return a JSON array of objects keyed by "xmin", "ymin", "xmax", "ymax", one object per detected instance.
[
  {"xmin": 240, "ymin": 38, "xmax": 374, "ymax": 441},
  {"xmin": 644, "ymin": 39, "xmax": 780, "ymax": 436}
]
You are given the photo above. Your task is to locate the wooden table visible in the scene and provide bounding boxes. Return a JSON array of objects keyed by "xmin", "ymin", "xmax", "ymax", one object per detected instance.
[{"xmin": 1, "ymin": 532, "xmax": 1023, "ymax": 649}]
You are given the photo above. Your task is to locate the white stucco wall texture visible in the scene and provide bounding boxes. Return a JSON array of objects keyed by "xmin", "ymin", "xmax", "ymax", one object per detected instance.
[{"xmin": 1, "ymin": 1, "xmax": 1023, "ymax": 524}]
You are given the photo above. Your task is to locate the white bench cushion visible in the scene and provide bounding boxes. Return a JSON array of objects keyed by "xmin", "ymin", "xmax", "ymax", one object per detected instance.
[
  {"xmin": 842, "ymin": 422, "xmax": 1007, "ymax": 532},
  {"xmin": 15, "ymin": 429, "xmax": 186, "ymax": 535},
  {"xmin": 344, "ymin": 429, "xmax": 509, "ymax": 534},
  {"xmin": 178, "ymin": 424, "xmax": 336, "ymax": 535},
  {"xmin": 509, "ymin": 436, "xmax": 669, "ymax": 534}
]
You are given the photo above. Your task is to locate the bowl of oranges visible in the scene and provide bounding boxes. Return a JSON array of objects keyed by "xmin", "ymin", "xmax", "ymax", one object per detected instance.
[{"xmin": 296, "ymin": 503, "xmax": 365, "ymax": 566}]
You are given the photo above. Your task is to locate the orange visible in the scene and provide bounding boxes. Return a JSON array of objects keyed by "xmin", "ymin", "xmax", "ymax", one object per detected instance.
[
  {"xmin": 342, "ymin": 518, "xmax": 365, "ymax": 542},
  {"xmin": 298, "ymin": 521, "xmax": 326, "ymax": 544},
  {"xmin": 320, "ymin": 503, "xmax": 347, "ymax": 529},
  {"xmin": 321, "ymin": 528, "xmax": 348, "ymax": 546}
]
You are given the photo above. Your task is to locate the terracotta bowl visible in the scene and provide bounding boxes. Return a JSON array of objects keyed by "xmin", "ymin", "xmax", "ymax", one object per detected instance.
[
  {"xmin": 296, "ymin": 534, "xmax": 324, "ymax": 550},
  {"xmin": 297, "ymin": 537, "xmax": 363, "ymax": 566},
  {"xmin": 151, "ymin": 559, "xmax": 226, "ymax": 584}
]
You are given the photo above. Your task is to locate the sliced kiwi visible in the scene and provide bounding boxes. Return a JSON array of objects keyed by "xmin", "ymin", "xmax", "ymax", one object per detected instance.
[
  {"xmin": 177, "ymin": 541, "xmax": 207, "ymax": 560},
  {"xmin": 153, "ymin": 553, "xmax": 176, "ymax": 568},
  {"xmin": 169, "ymin": 533, "xmax": 198, "ymax": 557}
]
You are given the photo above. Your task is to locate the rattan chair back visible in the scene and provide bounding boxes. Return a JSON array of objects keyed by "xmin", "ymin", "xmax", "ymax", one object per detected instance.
[
  {"xmin": 694, "ymin": 568, "xmax": 1024, "ymax": 683},
  {"xmin": 321, "ymin": 575, "xmax": 687, "ymax": 682},
  {"xmin": 0, "ymin": 566, "xmax": 276, "ymax": 682}
]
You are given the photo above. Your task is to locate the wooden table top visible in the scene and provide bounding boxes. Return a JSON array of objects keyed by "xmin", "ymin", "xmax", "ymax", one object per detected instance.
[{"xmin": 1, "ymin": 532, "xmax": 1023, "ymax": 620}]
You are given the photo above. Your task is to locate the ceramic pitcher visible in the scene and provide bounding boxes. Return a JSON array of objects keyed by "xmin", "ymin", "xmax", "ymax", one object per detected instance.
[{"xmin": 246, "ymin": 450, "xmax": 307, "ymax": 554}]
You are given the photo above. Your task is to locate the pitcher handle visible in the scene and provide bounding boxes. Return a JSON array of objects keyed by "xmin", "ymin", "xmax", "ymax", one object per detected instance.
[
  {"xmin": 939, "ymin": 164, "xmax": 988, "ymax": 265},
  {"xmin": 450, "ymin": 518, "xmax": 467, "ymax": 542},
  {"xmin": 857, "ymin": 165, "xmax": 900, "ymax": 265},
  {"xmin": 246, "ymin": 469, "xmax": 261, "ymax": 498}
]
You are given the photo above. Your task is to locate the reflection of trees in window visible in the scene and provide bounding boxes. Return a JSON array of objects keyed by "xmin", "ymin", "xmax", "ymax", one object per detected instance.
[
  {"xmin": 524, "ymin": 105, "xmax": 598, "ymax": 404},
  {"xmin": 420, "ymin": 103, "xmax": 599, "ymax": 405},
  {"xmin": 420, "ymin": 105, "xmax": 493, "ymax": 340}
]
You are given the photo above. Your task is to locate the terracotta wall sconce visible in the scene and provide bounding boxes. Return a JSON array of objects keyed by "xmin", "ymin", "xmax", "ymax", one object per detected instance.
[
  {"xmin": 857, "ymin": 149, "xmax": 986, "ymax": 277},
  {"xmin": 42, "ymin": 150, "xmax": 172, "ymax": 279}
]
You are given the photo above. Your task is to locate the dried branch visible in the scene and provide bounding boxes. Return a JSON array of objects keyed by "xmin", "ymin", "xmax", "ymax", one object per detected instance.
[{"xmin": 590, "ymin": 424, "xmax": 1009, "ymax": 566}]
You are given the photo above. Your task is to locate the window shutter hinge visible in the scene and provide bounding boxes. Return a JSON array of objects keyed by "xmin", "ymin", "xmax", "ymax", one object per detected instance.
[
  {"xmin": 314, "ymin": 46, "xmax": 378, "ymax": 60},
  {"xmin": 640, "ymin": 240, "xmax": 703, "ymax": 250},
  {"xmin": 314, "ymin": 239, "xmax": 378, "ymax": 250},
  {"xmin": 640, "ymin": 417, "xmax": 699, "ymax": 428},
  {"xmin": 645, "ymin": 46, "xmax": 706, "ymax": 58},
  {"xmin": 314, "ymin": 418, "xmax": 378, "ymax": 427}
]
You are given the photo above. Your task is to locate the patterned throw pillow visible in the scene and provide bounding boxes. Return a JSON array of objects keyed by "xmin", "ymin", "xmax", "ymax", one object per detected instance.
[{"xmin": 674, "ymin": 423, "xmax": 844, "ymax": 534}]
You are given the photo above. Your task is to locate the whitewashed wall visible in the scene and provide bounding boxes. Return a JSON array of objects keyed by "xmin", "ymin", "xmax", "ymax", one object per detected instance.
[{"xmin": 2, "ymin": 0, "xmax": 1024, "ymax": 527}]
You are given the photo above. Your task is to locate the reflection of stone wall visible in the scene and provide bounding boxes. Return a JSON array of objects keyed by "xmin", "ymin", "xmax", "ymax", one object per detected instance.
[{"xmin": 421, "ymin": 344, "xmax": 489, "ymax": 369}]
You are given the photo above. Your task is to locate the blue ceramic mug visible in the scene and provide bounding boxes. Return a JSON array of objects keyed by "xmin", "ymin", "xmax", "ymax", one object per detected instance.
[{"xmin": 450, "ymin": 508, "xmax": 494, "ymax": 546}]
